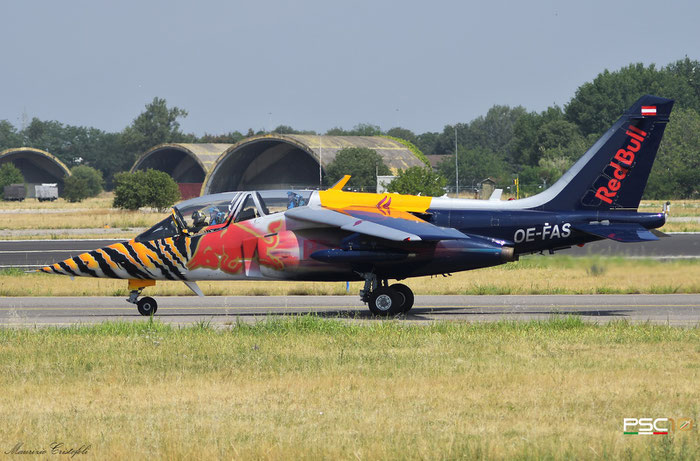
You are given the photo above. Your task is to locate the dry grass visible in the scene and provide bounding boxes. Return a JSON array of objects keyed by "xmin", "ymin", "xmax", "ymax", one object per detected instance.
[
  {"xmin": 3, "ymin": 256, "xmax": 700, "ymax": 297},
  {"xmin": 0, "ymin": 192, "xmax": 161, "ymax": 231},
  {"xmin": 0, "ymin": 192, "xmax": 115, "ymax": 210},
  {"xmin": 0, "ymin": 318, "xmax": 698, "ymax": 460},
  {"xmin": 639, "ymin": 200, "xmax": 700, "ymax": 217},
  {"xmin": 0, "ymin": 232, "xmax": 143, "ymax": 240},
  {"xmin": 0, "ymin": 208, "xmax": 160, "ymax": 230}
]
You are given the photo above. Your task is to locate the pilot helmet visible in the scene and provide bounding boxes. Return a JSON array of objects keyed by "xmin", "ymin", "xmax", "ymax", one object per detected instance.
[{"xmin": 191, "ymin": 210, "xmax": 206, "ymax": 224}]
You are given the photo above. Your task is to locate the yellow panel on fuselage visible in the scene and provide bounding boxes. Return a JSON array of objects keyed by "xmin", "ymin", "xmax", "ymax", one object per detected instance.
[{"xmin": 318, "ymin": 189, "xmax": 432, "ymax": 213}]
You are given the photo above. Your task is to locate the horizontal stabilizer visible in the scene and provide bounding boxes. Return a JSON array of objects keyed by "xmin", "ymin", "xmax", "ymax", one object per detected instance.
[{"xmin": 573, "ymin": 223, "xmax": 659, "ymax": 243}]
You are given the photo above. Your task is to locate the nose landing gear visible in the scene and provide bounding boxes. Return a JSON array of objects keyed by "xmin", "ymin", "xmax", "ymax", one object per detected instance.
[
  {"xmin": 360, "ymin": 273, "xmax": 414, "ymax": 316},
  {"xmin": 126, "ymin": 279, "xmax": 158, "ymax": 316}
]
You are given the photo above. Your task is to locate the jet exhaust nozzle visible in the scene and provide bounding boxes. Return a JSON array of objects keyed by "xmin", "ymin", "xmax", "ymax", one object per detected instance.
[{"xmin": 500, "ymin": 246, "xmax": 516, "ymax": 262}]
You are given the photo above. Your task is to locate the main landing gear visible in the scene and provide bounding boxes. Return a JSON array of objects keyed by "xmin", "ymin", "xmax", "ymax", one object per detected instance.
[
  {"xmin": 126, "ymin": 279, "xmax": 158, "ymax": 316},
  {"xmin": 360, "ymin": 273, "xmax": 414, "ymax": 316}
]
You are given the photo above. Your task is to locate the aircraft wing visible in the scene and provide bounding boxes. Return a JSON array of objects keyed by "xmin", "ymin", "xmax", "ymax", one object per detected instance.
[
  {"xmin": 572, "ymin": 223, "xmax": 659, "ymax": 242},
  {"xmin": 285, "ymin": 206, "xmax": 468, "ymax": 242}
]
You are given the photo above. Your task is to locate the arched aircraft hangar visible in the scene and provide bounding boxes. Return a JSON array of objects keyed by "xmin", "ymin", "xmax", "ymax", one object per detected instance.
[
  {"xmin": 130, "ymin": 143, "xmax": 232, "ymax": 199},
  {"xmin": 0, "ymin": 147, "xmax": 71, "ymax": 197},
  {"xmin": 201, "ymin": 134, "xmax": 426, "ymax": 195}
]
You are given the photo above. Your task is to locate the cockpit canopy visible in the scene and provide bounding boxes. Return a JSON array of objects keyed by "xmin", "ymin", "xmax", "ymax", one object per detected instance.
[{"xmin": 134, "ymin": 190, "xmax": 313, "ymax": 243}]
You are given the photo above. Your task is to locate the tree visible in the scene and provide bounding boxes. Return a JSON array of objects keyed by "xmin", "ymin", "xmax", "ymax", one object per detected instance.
[
  {"xmin": 121, "ymin": 97, "xmax": 190, "ymax": 164},
  {"xmin": 435, "ymin": 105, "xmax": 526, "ymax": 159},
  {"xmin": 16, "ymin": 117, "xmax": 127, "ymax": 185},
  {"xmin": 326, "ymin": 123, "xmax": 383, "ymax": 136},
  {"xmin": 645, "ymin": 107, "xmax": 700, "ymax": 199},
  {"xmin": 63, "ymin": 165, "xmax": 104, "ymax": 202},
  {"xmin": 665, "ymin": 57, "xmax": 700, "ymax": 114},
  {"xmin": 198, "ymin": 131, "xmax": 245, "ymax": 144},
  {"xmin": 438, "ymin": 147, "xmax": 510, "ymax": 191},
  {"xmin": 387, "ymin": 166, "xmax": 446, "ymax": 196},
  {"xmin": 0, "ymin": 120, "xmax": 22, "ymax": 150},
  {"xmin": 325, "ymin": 126, "xmax": 349, "ymax": 136},
  {"xmin": 113, "ymin": 169, "xmax": 181, "ymax": 210},
  {"xmin": 510, "ymin": 106, "xmax": 565, "ymax": 167},
  {"xmin": 0, "ymin": 162, "xmax": 24, "ymax": 197},
  {"xmin": 415, "ymin": 132, "xmax": 440, "ymax": 156},
  {"xmin": 564, "ymin": 63, "xmax": 680, "ymax": 137},
  {"xmin": 386, "ymin": 127, "xmax": 417, "ymax": 146},
  {"xmin": 20, "ymin": 118, "xmax": 73, "ymax": 164},
  {"xmin": 528, "ymin": 119, "xmax": 588, "ymax": 184},
  {"xmin": 324, "ymin": 147, "xmax": 390, "ymax": 190},
  {"xmin": 270, "ymin": 125, "xmax": 317, "ymax": 135}
]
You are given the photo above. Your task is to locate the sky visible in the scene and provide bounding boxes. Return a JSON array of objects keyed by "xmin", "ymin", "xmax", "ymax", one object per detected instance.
[{"xmin": 2, "ymin": 0, "xmax": 699, "ymax": 136}]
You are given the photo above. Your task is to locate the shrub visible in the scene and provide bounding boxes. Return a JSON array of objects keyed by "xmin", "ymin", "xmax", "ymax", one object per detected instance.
[
  {"xmin": 0, "ymin": 163, "xmax": 24, "ymax": 198},
  {"xmin": 387, "ymin": 166, "xmax": 447, "ymax": 196},
  {"xmin": 325, "ymin": 147, "xmax": 390, "ymax": 190},
  {"xmin": 113, "ymin": 169, "xmax": 181, "ymax": 210},
  {"xmin": 63, "ymin": 165, "xmax": 104, "ymax": 202}
]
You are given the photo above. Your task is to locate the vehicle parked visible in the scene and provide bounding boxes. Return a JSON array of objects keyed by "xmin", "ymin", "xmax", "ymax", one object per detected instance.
[{"xmin": 3, "ymin": 184, "xmax": 25, "ymax": 201}]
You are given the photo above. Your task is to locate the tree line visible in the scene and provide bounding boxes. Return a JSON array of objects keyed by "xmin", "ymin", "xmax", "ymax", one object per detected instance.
[{"xmin": 1, "ymin": 58, "xmax": 699, "ymax": 199}]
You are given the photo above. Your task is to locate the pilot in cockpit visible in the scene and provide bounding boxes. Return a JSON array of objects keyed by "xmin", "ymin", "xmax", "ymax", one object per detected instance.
[
  {"xmin": 190, "ymin": 210, "xmax": 209, "ymax": 233},
  {"xmin": 287, "ymin": 191, "xmax": 306, "ymax": 209}
]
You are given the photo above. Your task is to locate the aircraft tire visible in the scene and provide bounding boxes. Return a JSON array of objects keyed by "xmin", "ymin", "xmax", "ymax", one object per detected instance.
[
  {"xmin": 137, "ymin": 297, "xmax": 158, "ymax": 316},
  {"xmin": 368, "ymin": 287, "xmax": 402, "ymax": 316},
  {"xmin": 390, "ymin": 284, "xmax": 414, "ymax": 313}
]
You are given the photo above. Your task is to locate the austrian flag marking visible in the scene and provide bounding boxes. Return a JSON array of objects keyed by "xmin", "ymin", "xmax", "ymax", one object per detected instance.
[{"xmin": 641, "ymin": 106, "xmax": 657, "ymax": 116}]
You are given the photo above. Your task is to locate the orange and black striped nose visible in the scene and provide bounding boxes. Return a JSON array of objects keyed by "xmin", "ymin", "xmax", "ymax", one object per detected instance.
[{"xmin": 39, "ymin": 237, "xmax": 196, "ymax": 281}]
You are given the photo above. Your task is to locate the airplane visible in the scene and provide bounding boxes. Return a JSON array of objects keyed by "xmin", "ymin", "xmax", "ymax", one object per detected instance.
[{"xmin": 41, "ymin": 95, "xmax": 673, "ymax": 316}]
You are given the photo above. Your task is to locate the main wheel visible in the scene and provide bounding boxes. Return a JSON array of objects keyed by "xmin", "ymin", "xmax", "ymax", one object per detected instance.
[
  {"xmin": 368, "ymin": 287, "xmax": 402, "ymax": 316},
  {"xmin": 390, "ymin": 283, "xmax": 414, "ymax": 313},
  {"xmin": 137, "ymin": 296, "xmax": 158, "ymax": 316}
]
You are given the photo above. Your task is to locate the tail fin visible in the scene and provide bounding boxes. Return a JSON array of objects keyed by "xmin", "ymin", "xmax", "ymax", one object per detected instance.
[{"xmin": 536, "ymin": 95, "xmax": 673, "ymax": 211}]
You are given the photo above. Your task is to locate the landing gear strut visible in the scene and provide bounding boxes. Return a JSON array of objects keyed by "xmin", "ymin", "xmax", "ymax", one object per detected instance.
[
  {"xmin": 360, "ymin": 273, "xmax": 414, "ymax": 316},
  {"xmin": 126, "ymin": 280, "xmax": 158, "ymax": 316}
]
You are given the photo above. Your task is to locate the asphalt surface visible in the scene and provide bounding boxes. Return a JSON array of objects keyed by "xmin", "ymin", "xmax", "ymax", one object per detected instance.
[
  {"xmin": 1, "ymin": 234, "xmax": 699, "ymax": 268},
  {"xmin": 0, "ymin": 239, "xmax": 125, "ymax": 268},
  {"xmin": 564, "ymin": 232, "xmax": 700, "ymax": 258},
  {"xmin": 1, "ymin": 294, "xmax": 698, "ymax": 326}
]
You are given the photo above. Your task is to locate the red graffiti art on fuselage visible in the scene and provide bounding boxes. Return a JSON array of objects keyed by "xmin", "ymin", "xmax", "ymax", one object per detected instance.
[{"xmin": 187, "ymin": 220, "xmax": 299, "ymax": 274}]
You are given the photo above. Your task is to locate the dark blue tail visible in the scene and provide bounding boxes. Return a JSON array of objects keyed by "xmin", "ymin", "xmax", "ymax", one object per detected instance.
[{"xmin": 536, "ymin": 95, "xmax": 673, "ymax": 211}]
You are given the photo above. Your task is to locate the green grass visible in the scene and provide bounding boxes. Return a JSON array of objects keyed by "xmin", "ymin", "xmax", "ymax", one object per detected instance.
[{"xmin": 1, "ymin": 317, "xmax": 699, "ymax": 460}]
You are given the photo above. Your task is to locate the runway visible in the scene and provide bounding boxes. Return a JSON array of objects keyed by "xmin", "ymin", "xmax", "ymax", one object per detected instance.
[{"xmin": 1, "ymin": 294, "xmax": 698, "ymax": 327}]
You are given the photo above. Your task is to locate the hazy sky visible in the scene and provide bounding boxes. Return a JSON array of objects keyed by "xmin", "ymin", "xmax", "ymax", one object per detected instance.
[{"xmin": 2, "ymin": 0, "xmax": 698, "ymax": 136}]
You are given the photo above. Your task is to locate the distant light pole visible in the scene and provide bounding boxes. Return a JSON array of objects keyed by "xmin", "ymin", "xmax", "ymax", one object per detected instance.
[
  {"xmin": 268, "ymin": 112, "xmax": 272, "ymax": 133},
  {"xmin": 319, "ymin": 135, "xmax": 323, "ymax": 188},
  {"xmin": 454, "ymin": 125, "xmax": 459, "ymax": 197}
]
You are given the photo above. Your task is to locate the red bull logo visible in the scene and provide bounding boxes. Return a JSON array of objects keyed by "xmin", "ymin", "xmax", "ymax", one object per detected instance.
[{"xmin": 594, "ymin": 125, "xmax": 647, "ymax": 205}]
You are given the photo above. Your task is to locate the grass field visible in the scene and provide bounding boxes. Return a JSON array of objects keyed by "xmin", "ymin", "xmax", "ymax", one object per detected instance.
[
  {"xmin": 0, "ymin": 317, "xmax": 698, "ymax": 460},
  {"xmin": 2, "ymin": 256, "xmax": 699, "ymax": 297}
]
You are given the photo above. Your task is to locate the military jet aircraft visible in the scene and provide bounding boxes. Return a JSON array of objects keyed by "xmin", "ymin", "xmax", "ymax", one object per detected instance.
[{"xmin": 41, "ymin": 95, "xmax": 672, "ymax": 316}]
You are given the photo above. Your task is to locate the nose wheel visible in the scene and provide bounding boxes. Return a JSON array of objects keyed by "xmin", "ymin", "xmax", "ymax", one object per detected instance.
[
  {"xmin": 360, "ymin": 274, "xmax": 414, "ymax": 316},
  {"xmin": 136, "ymin": 296, "xmax": 158, "ymax": 316},
  {"xmin": 126, "ymin": 280, "xmax": 158, "ymax": 316}
]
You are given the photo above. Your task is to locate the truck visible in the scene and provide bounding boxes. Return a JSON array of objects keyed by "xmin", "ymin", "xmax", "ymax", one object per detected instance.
[
  {"xmin": 3, "ymin": 184, "xmax": 26, "ymax": 201},
  {"xmin": 35, "ymin": 183, "xmax": 58, "ymax": 201}
]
